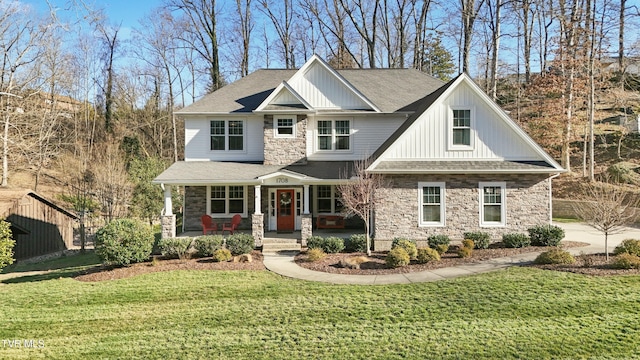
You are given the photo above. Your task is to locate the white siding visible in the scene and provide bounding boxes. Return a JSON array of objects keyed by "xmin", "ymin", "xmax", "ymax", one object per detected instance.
[
  {"xmin": 184, "ymin": 117, "xmax": 264, "ymax": 162},
  {"xmin": 292, "ymin": 65, "xmax": 370, "ymax": 109},
  {"xmin": 383, "ymin": 82, "xmax": 541, "ymax": 161},
  {"xmin": 272, "ymin": 89, "xmax": 299, "ymax": 105},
  {"xmin": 307, "ymin": 116, "xmax": 405, "ymax": 161}
]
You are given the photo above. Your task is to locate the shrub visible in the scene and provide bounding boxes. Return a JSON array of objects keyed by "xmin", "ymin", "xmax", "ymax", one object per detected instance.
[
  {"xmin": 345, "ymin": 234, "xmax": 367, "ymax": 253},
  {"xmin": 416, "ymin": 247, "xmax": 440, "ymax": 264},
  {"xmin": 212, "ymin": 248, "xmax": 232, "ymax": 262},
  {"xmin": 158, "ymin": 237, "xmax": 193, "ymax": 259},
  {"xmin": 611, "ymin": 253, "xmax": 640, "ymax": 269},
  {"xmin": 194, "ymin": 235, "xmax": 224, "ymax": 257},
  {"xmin": 306, "ymin": 248, "xmax": 326, "ymax": 262},
  {"xmin": 435, "ymin": 244, "xmax": 449, "ymax": 255},
  {"xmin": 528, "ymin": 225, "xmax": 565, "ymax": 247},
  {"xmin": 427, "ymin": 234, "xmax": 450, "ymax": 249},
  {"xmin": 95, "ymin": 218, "xmax": 154, "ymax": 266},
  {"xmin": 306, "ymin": 236, "xmax": 325, "ymax": 250},
  {"xmin": 386, "ymin": 247, "xmax": 410, "ymax": 268},
  {"xmin": 463, "ymin": 231, "xmax": 491, "ymax": 249},
  {"xmin": 391, "ymin": 237, "xmax": 416, "ymax": 248},
  {"xmin": 225, "ymin": 233, "xmax": 254, "ymax": 256},
  {"xmin": 502, "ymin": 233, "xmax": 531, "ymax": 248},
  {"xmin": 458, "ymin": 246, "xmax": 473, "ymax": 258},
  {"xmin": 613, "ymin": 239, "xmax": 640, "ymax": 257},
  {"xmin": 461, "ymin": 239, "xmax": 475, "ymax": 249},
  {"xmin": 0, "ymin": 220, "xmax": 14, "ymax": 271},
  {"xmin": 392, "ymin": 239, "xmax": 417, "ymax": 259},
  {"xmin": 534, "ymin": 248, "xmax": 576, "ymax": 265},
  {"xmin": 323, "ymin": 237, "xmax": 346, "ymax": 253}
]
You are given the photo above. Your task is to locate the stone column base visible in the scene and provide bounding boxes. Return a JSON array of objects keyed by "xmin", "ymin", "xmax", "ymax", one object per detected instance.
[
  {"xmin": 301, "ymin": 214, "xmax": 312, "ymax": 247},
  {"xmin": 252, "ymin": 214, "xmax": 264, "ymax": 246},
  {"xmin": 161, "ymin": 215, "xmax": 176, "ymax": 239}
]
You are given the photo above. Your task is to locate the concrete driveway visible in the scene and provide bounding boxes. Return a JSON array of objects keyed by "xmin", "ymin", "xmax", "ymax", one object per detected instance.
[{"xmin": 555, "ymin": 221, "xmax": 640, "ymax": 254}]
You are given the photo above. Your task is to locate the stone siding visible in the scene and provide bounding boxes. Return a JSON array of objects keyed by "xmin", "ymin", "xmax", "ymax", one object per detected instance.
[
  {"xmin": 263, "ymin": 115, "xmax": 307, "ymax": 165},
  {"xmin": 301, "ymin": 214, "xmax": 312, "ymax": 246},
  {"xmin": 184, "ymin": 185, "xmax": 256, "ymax": 231},
  {"xmin": 161, "ymin": 215, "xmax": 176, "ymax": 239},
  {"xmin": 374, "ymin": 174, "xmax": 550, "ymax": 251},
  {"xmin": 252, "ymin": 213, "xmax": 264, "ymax": 246}
]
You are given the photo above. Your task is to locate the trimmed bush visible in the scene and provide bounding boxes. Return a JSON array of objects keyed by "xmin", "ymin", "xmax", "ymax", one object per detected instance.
[
  {"xmin": 611, "ymin": 253, "xmax": 640, "ymax": 269},
  {"xmin": 416, "ymin": 247, "xmax": 440, "ymax": 264},
  {"xmin": 386, "ymin": 247, "xmax": 410, "ymax": 268},
  {"xmin": 306, "ymin": 236, "xmax": 325, "ymax": 250},
  {"xmin": 435, "ymin": 244, "xmax": 449, "ymax": 255},
  {"xmin": 427, "ymin": 234, "xmax": 450, "ymax": 249},
  {"xmin": 391, "ymin": 237, "xmax": 417, "ymax": 248},
  {"xmin": 158, "ymin": 237, "xmax": 193, "ymax": 259},
  {"xmin": 463, "ymin": 231, "xmax": 491, "ymax": 249},
  {"xmin": 194, "ymin": 235, "xmax": 224, "ymax": 257},
  {"xmin": 528, "ymin": 225, "xmax": 565, "ymax": 247},
  {"xmin": 95, "ymin": 218, "xmax": 154, "ymax": 266},
  {"xmin": 461, "ymin": 239, "xmax": 475, "ymax": 250},
  {"xmin": 307, "ymin": 248, "xmax": 326, "ymax": 262},
  {"xmin": 458, "ymin": 246, "xmax": 473, "ymax": 258},
  {"xmin": 613, "ymin": 239, "xmax": 640, "ymax": 257},
  {"xmin": 212, "ymin": 248, "xmax": 232, "ymax": 262},
  {"xmin": 502, "ymin": 233, "xmax": 531, "ymax": 248},
  {"xmin": 225, "ymin": 234, "xmax": 254, "ymax": 255},
  {"xmin": 345, "ymin": 234, "xmax": 367, "ymax": 253},
  {"xmin": 0, "ymin": 220, "xmax": 14, "ymax": 271},
  {"xmin": 534, "ymin": 248, "xmax": 576, "ymax": 265},
  {"xmin": 323, "ymin": 237, "xmax": 346, "ymax": 253},
  {"xmin": 392, "ymin": 239, "xmax": 417, "ymax": 259}
]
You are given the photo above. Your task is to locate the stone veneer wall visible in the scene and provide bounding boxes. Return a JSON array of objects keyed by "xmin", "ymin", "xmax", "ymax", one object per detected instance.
[
  {"xmin": 184, "ymin": 186, "xmax": 256, "ymax": 231},
  {"xmin": 374, "ymin": 174, "xmax": 550, "ymax": 250},
  {"xmin": 263, "ymin": 115, "xmax": 307, "ymax": 165}
]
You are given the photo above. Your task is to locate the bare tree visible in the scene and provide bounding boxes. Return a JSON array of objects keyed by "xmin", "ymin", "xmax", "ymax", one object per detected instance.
[
  {"xmin": 259, "ymin": 0, "xmax": 296, "ymax": 68},
  {"xmin": 96, "ymin": 22, "xmax": 120, "ymax": 133},
  {"xmin": 573, "ymin": 178, "xmax": 640, "ymax": 261},
  {"xmin": 412, "ymin": 0, "xmax": 433, "ymax": 71},
  {"xmin": 460, "ymin": 0, "xmax": 486, "ymax": 73},
  {"xmin": 337, "ymin": 160, "xmax": 387, "ymax": 256},
  {"xmin": 338, "ymin": 0, "xmax": 380, "ymax": 68},
  {"xmin": 235, "ymin": 0, "xmax": 253, "ymax": 77}
]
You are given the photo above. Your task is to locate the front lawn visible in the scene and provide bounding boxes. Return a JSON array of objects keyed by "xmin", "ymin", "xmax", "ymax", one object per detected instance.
[{"xmin": 1, "ymin": 264, "xmax": 640, "ymax": 358}]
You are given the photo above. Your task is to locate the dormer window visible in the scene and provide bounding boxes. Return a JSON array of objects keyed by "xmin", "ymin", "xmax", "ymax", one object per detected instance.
[
  {"xmin": 274, "ymin": 117, "xmax": 296, "ymax": 138},
  {"xmin": 317, "ymin": 119, "xmax": 351, "ymax": 151},
  {"xmin": 448, "ymin": 106, "xmax": 475, "ymax": 150}
]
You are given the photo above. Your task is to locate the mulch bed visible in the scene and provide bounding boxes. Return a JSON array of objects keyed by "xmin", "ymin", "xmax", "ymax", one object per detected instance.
[
  {"xmin": 527, "ymin": 253, "xmax": 640, "ymax": 276},
  {"xmin": 295, "ymin": 241, "xmax": 590, "ymax": 275},
  {"xmin": 75, "ymin": 251, "xmax": 265, "ymax": 282}
]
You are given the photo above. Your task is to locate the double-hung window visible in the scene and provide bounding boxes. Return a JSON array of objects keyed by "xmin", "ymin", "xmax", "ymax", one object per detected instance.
[
  {"xmin": 479, "ymin": 182, "xmax": 506, "ymax": 226},
  {"xmin": 274, "ymin": 117, "xmax": 295, "ymax": 138},
  {"xmin": 208, "ymin": 185, "xmax": 246, "ymax": 216},
  {"xmin": 317, "ymin": 120, "xmax": 351, "ymax": 151},
  {"xmin": 210, "ymin": 120, "xmax": 244, "ymax": 151},
  {"xmin": 449, "ymin": 107, "xmax": 474, "ymax": 150},
  {"xmin": 316, "ymin": 185, "xmax": 343, "ymax": 214},
  {"xmin": 418, "ymin": 182, "xmax": 445, "ymax": 226}
]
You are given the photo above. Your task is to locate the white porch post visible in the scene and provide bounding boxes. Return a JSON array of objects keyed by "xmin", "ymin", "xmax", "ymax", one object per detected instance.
[
  {"xmin": 163, "ymin": 184, "xmax": 173, "ymax": 215},
  {"xmin": 254, "ymin": 185, "xmax": 262, "ymax": 214},
  {"xmin": 303, "ymin": 184, "xmax": 310, "ymax": 214}
]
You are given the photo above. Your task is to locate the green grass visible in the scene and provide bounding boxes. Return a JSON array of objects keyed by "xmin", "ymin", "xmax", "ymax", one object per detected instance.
[
  {"xmin": 2, "ymin": 264, "xmax": 640, "ymax": 359},
  {"xmin": 1, "ymin": 252, "xmax": 101, "ymax": 274}
]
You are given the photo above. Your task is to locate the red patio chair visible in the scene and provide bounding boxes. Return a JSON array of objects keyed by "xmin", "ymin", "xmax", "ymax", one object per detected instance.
[
  {"xmin": 221, "ymin": 214, "xmax": 242, "ymax": 235},
  {"xmin": 201, "ymin": 214, "xmax": 218, "ymax": 235}
]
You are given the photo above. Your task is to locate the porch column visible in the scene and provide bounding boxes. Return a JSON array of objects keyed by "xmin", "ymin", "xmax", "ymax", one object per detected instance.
[
  {"xmin": 163, "ymin": 184, "xmax": 173, "ymax": 216},
  {"xmin": 254, "ymin": 185, "xmax": 262, "ymax": 214},
  {"xmin": 303, "ymin": 184, "xmax": 310, "ymax": 214}
]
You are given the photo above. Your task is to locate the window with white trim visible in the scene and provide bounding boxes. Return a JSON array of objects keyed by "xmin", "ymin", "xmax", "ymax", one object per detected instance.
[
  {"xmin": 448, "ymin": 107, "xmax": 474, "ymax": 150},
  {"xmin": 418, "ymin": 182, "xmax": 445, "ymax": 226},
  {"xmin": 315, "ymin": 185, "xmax": 343, "ymax": 214},
  {"xmin": 317, "ymin": 120, "xmax": 351, "ymax": 151},
  {"xmin": 210, "ymin": 120, "xmax": 244, "ymax": 151},
  {"xmin": 274, "ymin": 117, "xmax": 296, "ymax": 138},
  {"xmin": 208, "ymin": 185, "xmax": 247, "ymax": 216},
  {"xmin": 479, "ymin": 182, "xmax": 506, "ymax": 226}
]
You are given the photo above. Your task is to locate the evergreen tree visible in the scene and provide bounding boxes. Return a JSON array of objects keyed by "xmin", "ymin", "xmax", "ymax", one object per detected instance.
[{"xmin": 421, "ymin": 34, "xmax": 456, "ymax": 81}]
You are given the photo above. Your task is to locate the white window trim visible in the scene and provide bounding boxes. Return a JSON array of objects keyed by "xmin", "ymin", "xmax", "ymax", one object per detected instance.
[
  {"xmin": 314, "ymin": 185, "xmax": 342, "ymax": 214},
  {"xmin": 273, "ymin": 116, "xmax": 296, "ymax": 138},
  {"xmin": 418, "ymin": 182, "xmax": 446, "ymax": 227},
  {"xmin": 479, "ymin": 181, "xmax": 506, "ymax": 227},
  {"xmin": 448, "ymin": 106, "xmax": 475, "ymax": 151},
  {"xmin": 206, "ymin": 185, "xmax": 248, "ymax": 218},
  {"xmin": 209, "ymin": 119, "xmax": 247, "ymax": 153},
  {"xmin": 315, "ymin": 119, "xmax": 353, "ymax": 152}
]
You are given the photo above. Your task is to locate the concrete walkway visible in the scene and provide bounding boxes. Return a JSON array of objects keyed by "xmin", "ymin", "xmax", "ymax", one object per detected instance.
[{"xmin": 263, "ymin": 222, "xmax": 640, "ymax": 285}]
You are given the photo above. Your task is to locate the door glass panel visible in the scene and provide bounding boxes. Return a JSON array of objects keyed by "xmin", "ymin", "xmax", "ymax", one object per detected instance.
[{"xmin": 279, "ymin": 192, "xmax": 292, "ymax": 216}]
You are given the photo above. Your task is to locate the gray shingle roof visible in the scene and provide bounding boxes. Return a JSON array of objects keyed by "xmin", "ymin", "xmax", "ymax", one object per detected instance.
[
  {"xmin": 176, "ymin": 68, "xmax": 444, "ymax": 114},
  {"xmin": 372, "ymin": 160, "xmax": 557, "ymax": 173}
]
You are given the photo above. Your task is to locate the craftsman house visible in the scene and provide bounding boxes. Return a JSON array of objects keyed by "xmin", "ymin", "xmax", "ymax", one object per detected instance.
[{"xmin": 154, "ymin": 55, "xmax": 564, "ymax": 250}]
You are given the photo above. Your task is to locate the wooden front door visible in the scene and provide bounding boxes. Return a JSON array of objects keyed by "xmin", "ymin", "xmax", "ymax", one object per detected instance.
[{"xmin": 277, "ymin": 189, "xmax": 295, "ymax": 232}]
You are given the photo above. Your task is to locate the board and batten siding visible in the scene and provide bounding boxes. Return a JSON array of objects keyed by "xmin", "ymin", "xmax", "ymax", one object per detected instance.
[
  {"xmin": 184, "ymin": 117, "xmax": 264, "ymax": 162},
  {"xmin": 306, "ymin": 115, "xmax": 405, "ymax": 161},
  {"xmin": 293, "ymin": 65, "xmax": 369, "ymax": 110},
  {"xmin": 383, "ymin": 82, "xmax": 541, "ymax": 161}
]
